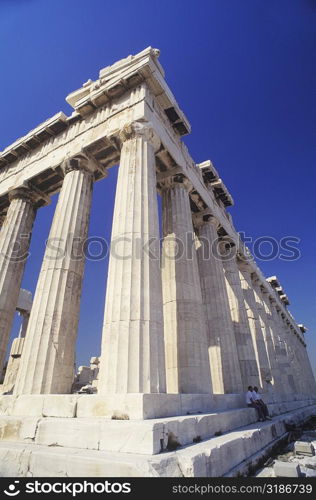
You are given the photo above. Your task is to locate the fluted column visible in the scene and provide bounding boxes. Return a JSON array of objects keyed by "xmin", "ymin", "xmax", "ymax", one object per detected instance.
[
  {"xmin": 98, "ymin": 121, "xmax": 166, "ymax": 394},
  {"xmin": 195, "ymin": 217, "xmax": 242, "ymax": 393},
  {"xmin": 0, "ymin": 186, "xmax": 40, "ymax": 372},
  {"xmin": 279, "ymin": 312, "xmax": 298, "ymax": 394},
  {"xmin": 239, "ymin": 267, "xmax": 271, "ymax": 391},
  {"xmin": 161, "ymin": 176, "xmax": 212, "ymax": 394},
  {"xmin": 295, "ymin": 330, "xmax": 315, "ymax": 396},
  {"xmin": 284, "ymin": 320, "xmax": 303, "ymax": 396},
  {"xmin": 0, "ymin": 213, "xmax": 5, "ymax": 230},
  {"xmin": 300, "ymin": 339, "xmax": 316, "ymax": 396},
  {"xmin": 255, "ymin": 285, "xmax": 281, "ymax": 393},
  {"xmin": 268, "ymin": 300, "xmax": 292, "ymax": 394},
  {"xmin": 17, "ymin": 311, "xmax": 29, "ymax": 339},
  {"xmin": 14, "ymin": 154, "xmax": 95, "ymax": 394},
  {"xmin": 290, "ymin": 326, "xmax": 306, "ymax": 396},
  {"xmin": 220, "ymin": 252, "xmax": 260, "ymax": 390}
]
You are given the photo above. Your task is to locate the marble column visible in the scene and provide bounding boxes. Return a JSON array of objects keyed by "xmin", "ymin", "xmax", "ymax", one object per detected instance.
[
  {"xmin": 2, "ymin": 336, "xmax": 25, "ymax": 394},
  {"xmin": 300, "ymin": 339, "xmax": 316, "ymax": 396},
  {"xmin": 195, "ymin": 217, "xmax": 242, "ymax": 393},
  {"xmin": 220, "ymin": 253, "xmax": 260, "ymax": 390},
  {"xmin": 14, "ymin": 154, "xmax": 95, "ymax": 394},
  {"xmin": 98, "ymin": 121, "xmax": 166, "ymax": 394},
  {"xmin": 255, "ymin": 285, "xmax": 281, "ymax": 393},
  {"xmin": 161, "ymin": 176, "xmax": 212, "ymax": 394},
  {"xmin": 278, "ymin": 312, "xmax": 298, "ymax": 394},
  {"xmin": 0, "ymin": 186, "xmax": 39, "ymax": 373},
  {"xmin": 0, "ymin": 213, "xmax": 5, "ymax": 230},
  {"xmin": 290, "ymin": 327, "xmax": 306, "ymax": 396},
  {"xmin": 239, "ymin": 267, "xmax": 271, "ymax": 391},
  {"xmin": 268, "ymin": 299, "xmax": 292, "ymax": 395},
  {"xmin": 285, "ymin": 320, "xmax": 303, "ymax": 396},
  {"xmin": 18, "ymin": 311, "xmax": 30, "ymax": 339}
]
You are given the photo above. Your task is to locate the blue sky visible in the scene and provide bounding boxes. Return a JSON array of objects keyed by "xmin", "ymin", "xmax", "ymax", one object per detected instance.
[{"xmin": 1, "ymin": 0, "xmax": 315, "ymax": 377}]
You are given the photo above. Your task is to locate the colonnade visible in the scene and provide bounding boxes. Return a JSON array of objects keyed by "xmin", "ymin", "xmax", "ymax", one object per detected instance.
[{"xmin": 0, "ymin": 121, "xmax": 314, "ymax": 399}]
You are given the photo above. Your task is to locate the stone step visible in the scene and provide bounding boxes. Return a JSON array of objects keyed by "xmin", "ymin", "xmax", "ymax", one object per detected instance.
[
  {"xmin": 268, "ymin": 399, "xmax": 314, "ymax": 416},
  {"xmin": 1, "ymin": 393, "xmax": 314, "ymax": 420},
  {"xmin": 0, "ymin": 407, "xmax": 258, "ymax": 455},
  {"xmin": 0, "ymin": 399, "xmax": 314, "ymax": 456},
  {"xmin": 0, "ymin": 393, "xmax": 246, "ymax": 420},
  {"xmin": 0, "ymin": 405, "xmax": 315, "ymax": 477}
]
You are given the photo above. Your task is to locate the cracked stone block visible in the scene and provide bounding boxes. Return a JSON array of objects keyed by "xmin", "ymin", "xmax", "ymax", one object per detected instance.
[
  {"xmin": 35, "ymin": 418, "xmax": 100, "ymax": 450},
  {"xmin": 294, "ymin": 441, "xmax": 315, "ymax": 456},
  {"xmin": 12, "ymin": 395, "xmax": 45, "ymax": 416},
  {"xmin": 0, "ymin": 416, "xmax": 39, "ymax": 443},
  {"xmin": 274, "ymin": 460, "xmax": 301, "ymax": 477},
  {"xmin": 43, "ymin": 395, "xmax": 78, "ymax": 418}
]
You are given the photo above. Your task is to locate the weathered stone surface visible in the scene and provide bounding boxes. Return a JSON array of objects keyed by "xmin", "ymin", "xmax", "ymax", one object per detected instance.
[
  {"xmin": 0, "ymin": 47, "xmax": 315, "ymax": 479},
  {"xmin": 294, "ymin": 441, "xmax": 315, "ymax": 456},
  {"xmin": 0, "ymin": 443, "xmax": 32, "ymax": 477},
  {"xmin": 98, "ymin": 122, "xmax": 166, "ymax": 395},
  {"xmin": 0, "ymin": 416, "xmax": 39, "ymax": 442},
  {"xmin": 0, "ymin": 395, "xmax": 16, "ymax": 415},
  {"xmin": 0, "ymin": 187, "xmax": 38, "ymax": 373},
  {"xmin": 274, "ymin": 460, "xmax": 301, "ymax": 477},
  {"xmin": 14, "ymin": 155, "xmax": 96, "ymax": 395},
  {"xmin": 2, "ymin": 338, "xmax": 25, "ymax": 393},
  {"xmin": 1, "ymin": 404, "xmax": 314, "ymax": 477},
  {"xmin": 12, "ymin": 395, "xmax": 45, "ymax": 417},
  {"xmin": 196, "ymin": 218, "xmax": 243, "ymax": 393},
  {"xmin": 43, "ymin": 395, "xmax": 77, "ymax": 418},
  {"xmin": 239, "ymin": 267, "xmax": 272, "ymax": 391},
  {"xmin": 35, "ymin": 418, "xmax": 100, "ymax": 450},
  {"xmin": 161, "ymin": 178, "xmax": 211, "ymax": 394}
]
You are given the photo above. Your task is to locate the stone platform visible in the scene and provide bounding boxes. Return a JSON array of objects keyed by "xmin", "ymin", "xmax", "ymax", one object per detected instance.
[
  {"xmin": 0, "ymin": 397, "xmax": 315, "ymax": 477},
  {"xmin": 0, "ymin": 393, "xmax": 313, "ymax": 420},
  {"xmin": 0, "ymin": 407, "xmax": 259, "ymax": 456},
  {"xmin": 0, "ymin": 393, "xmax": 247, "ymax": 419}
]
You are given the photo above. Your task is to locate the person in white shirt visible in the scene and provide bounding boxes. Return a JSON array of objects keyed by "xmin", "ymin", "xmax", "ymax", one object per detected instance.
[
  {"xmin": 253, "ymin": 386, "xmax": 272, "ymax": 420},
  {"xmin": 246, "ymin": 385, "xmax": 265, "ymax": 421}
]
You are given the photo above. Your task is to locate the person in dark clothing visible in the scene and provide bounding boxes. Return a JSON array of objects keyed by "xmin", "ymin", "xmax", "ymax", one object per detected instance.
[
  {"xmin": 245, "ymin": 385, "xmax": 265, "ymax": 421},
  {"xmin": 253, "ymin": 386, "xmax": 272, "ymax": 420}
]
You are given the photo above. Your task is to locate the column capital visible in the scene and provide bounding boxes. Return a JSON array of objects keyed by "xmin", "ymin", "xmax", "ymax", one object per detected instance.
[
  {"xmin": 159, "ymin": 173, "xmax": 193, "ymax": 193},
  {"xmin": 260, "ymin": 285, "xmax": 269, "ymax": 296},
  {"xmin": 8, "ymin": 183, "xmax": 50, "ymax": 207},
  {"xmin": 62, "ymin": 153, "xmax": 98, "ymax": 177},
  {"xmin": 118, "ymin": 120, "xmax": 161, "ymax": 151},
  {"xmin": 237, "ymin": 258, "xmax": 253, "ymax": 274},
  {"xmin": 251, "ymin": 274, "xmax": 261, "ymax": 287},
  {"xmin": 193, "ymin": 211, "xmax": 220, "ymax": 230}
]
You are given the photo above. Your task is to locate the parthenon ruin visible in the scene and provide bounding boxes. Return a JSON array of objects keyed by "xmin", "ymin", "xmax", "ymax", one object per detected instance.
[{"xmin": 0, "ymin": 47, "xmax": 315, "ymax": 477}]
